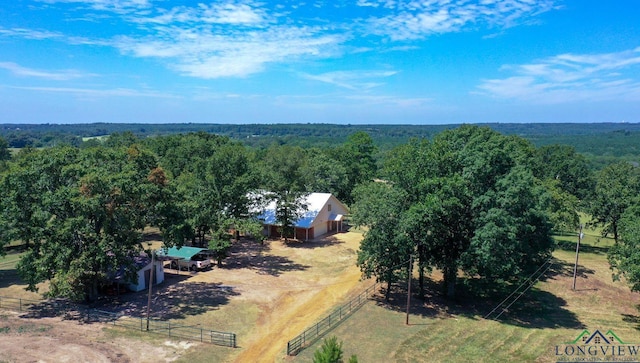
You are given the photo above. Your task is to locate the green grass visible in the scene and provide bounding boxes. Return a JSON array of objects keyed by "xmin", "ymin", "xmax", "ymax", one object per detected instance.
[{"xmin": 293, "ymin": 229, "xmax": 640, "ymax": 362}]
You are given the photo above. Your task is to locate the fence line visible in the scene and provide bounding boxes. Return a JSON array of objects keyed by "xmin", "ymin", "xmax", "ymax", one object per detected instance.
[
  {"xmin": 286, "ymin": 282, "xmax": 379, "ymax": 356},
  {"xmin": 0, "ymin": 296, "xmax": 236, "ymax": 348}
]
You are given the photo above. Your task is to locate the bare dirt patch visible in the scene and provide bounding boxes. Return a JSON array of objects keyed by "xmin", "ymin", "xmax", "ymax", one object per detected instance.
[
  {"xmin": 0, "ymin": 231, "xmax": 368, "ymax": 363},
  {"xmin": 0, "ymin": 311, "xmax": 191, "ymax": 362}
]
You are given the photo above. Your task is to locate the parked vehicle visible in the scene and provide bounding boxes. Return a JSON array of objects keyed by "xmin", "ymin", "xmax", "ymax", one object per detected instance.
[{"xmin": 169, "ymin": 253, "xmax": 211, "ymax": 271}]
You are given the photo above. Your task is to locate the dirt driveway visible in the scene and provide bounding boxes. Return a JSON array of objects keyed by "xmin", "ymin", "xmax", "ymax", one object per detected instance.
[{"xmin": 0, "ymin": 231, "xmax": 367, "ymax": 363}]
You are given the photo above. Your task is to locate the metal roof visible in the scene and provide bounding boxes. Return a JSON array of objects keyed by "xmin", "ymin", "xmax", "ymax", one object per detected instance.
[
  {"xmin": 256, "ymin": 192, "xmax": 333, "ymax": 228},
  {"xmin": 156, "ymin": 246, "xmax": 207, "ymax": 260}
]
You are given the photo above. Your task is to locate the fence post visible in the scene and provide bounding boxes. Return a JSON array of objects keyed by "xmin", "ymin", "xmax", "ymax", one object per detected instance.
[
  {"xmin": 19, "ymin": 298, "xmax": 22, "ymax": 312},
  {"xmin": 140, "ymin": 317, "xmax": 143, "ymax": 331},
  {"xmin": 168, "ymin": 322, "xmax": 171, "ymax": 337}
]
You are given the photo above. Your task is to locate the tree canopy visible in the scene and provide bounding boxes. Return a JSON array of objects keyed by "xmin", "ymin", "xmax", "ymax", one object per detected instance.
[
  {"xmin": 3, "ymin": 145, "xmax": 185, "ymax": 302},
  {"xmin": 352, "ymin": 126, "xmax": 555, "ymax": 298}
]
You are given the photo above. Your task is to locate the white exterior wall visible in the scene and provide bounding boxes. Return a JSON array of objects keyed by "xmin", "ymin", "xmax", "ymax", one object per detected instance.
[
  {"xmin": 310, "ymin": 195, "xmax": 349, "ymax": 238},
  {"xmin": 129, "ymin": 260, "xmax": 165, "ymax": 292}
]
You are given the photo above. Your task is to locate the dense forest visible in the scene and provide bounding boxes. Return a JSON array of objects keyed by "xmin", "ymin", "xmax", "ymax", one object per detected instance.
[
  {"xmin": 2, "ymin": 123, "xmax": 640, "ymax": 168},
  {"xmin": 1, "ymin": 124, "xmax": 640, "ymax": 303}
]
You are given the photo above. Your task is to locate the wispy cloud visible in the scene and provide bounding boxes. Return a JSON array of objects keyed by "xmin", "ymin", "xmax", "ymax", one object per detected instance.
[
  {"xmin": 302, "ymin": 70, "xmax": 397, "ymax": 90},
  {"xmin": 10, "ymin": 85, "xmax": 178, "ymax": 98},
  {"xmin": 115, "ymin": 25, "xmax": 345, "ymax": 78},
  {"xmin": 37, "ymin": 0, "xmax": 151, "ymax": 12},
  {"xmin": 362, "ymin": 0, "xmax": 558, "ymax": 40},
  {"xmin": 130, "ymin": 2, "xmax": 270, "ymax": 25},
  {"xmin": 0, "ymin": 27, "xmax": 63, "ymax": 40},
  {"xmin": 477, "ymin": 47, "xmax": 640, "ymax": 103},
  {"xmin": 7, "ymin": 0, "xmax": 561, "ymax": 81},
  {"xmin": 0, "ymin": 62, "xmax": 97, "ymax": 80}
]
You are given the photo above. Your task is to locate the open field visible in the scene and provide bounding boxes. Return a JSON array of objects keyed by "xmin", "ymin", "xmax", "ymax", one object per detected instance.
[
  {"xmin": 293, "ymin": 226, "xmax": 640, "ymax": 362},
  {"xmin": 0, "ymin": 231, "xmax": 369, "ymax": 362},
  {"xmin": 1, "ymin": 225, "xmax": 640, "ymax": 362}
]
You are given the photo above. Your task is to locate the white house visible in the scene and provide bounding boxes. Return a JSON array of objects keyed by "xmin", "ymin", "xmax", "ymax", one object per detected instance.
[{"xmin": 257, "ymin": 192, "xmax": 349, "ymax": 241}]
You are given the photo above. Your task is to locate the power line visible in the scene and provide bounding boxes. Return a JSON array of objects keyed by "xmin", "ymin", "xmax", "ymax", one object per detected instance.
[{"xmin": 484, "ymin": 258, "xmax": 554, "ymax": 320}]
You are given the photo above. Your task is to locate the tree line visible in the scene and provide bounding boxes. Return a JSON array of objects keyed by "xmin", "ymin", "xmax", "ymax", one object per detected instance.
[
  {"xmin": 0, "ymin": 131, "xmax": 376, "ymax": 302},
  {"xmin": 1, "ymin": 125, "xmax": 640, "ymax": 302}
]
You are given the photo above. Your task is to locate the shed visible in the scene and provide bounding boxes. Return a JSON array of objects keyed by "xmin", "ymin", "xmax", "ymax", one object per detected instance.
[
  {"xmin": 256, "ymin": 192, "xmax": 349, "ymax": 241},
  {"xmin": 127, "ymin": 255, "xmax": 165, "ymax": 292}
]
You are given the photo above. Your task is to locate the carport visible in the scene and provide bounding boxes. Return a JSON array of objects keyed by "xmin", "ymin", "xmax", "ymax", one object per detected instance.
[{"xmin": 156, "ymin": 246, "xmax": 208, "ymax": 271}]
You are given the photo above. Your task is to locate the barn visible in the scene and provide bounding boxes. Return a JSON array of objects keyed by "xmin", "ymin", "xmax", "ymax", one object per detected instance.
[{"xmin": 257, "ymin": 192, "xmax": 349, "ymax": 241}]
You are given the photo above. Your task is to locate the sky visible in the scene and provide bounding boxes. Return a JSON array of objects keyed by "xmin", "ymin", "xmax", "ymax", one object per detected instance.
[{"xmin": 0, "ymin": 0, "xmax": 639, "ymax": 124}]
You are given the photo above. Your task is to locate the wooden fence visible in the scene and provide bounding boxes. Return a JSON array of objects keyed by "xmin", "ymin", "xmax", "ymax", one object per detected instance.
[{"xmin": 286, "ymin": 282, "xmax": 379, "ymax": 356}]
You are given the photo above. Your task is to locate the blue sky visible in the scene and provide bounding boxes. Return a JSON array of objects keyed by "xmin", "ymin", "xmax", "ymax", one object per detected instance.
[{"xmin": 0, "ymin": 0, "xmax": 639, "ymax": 124}]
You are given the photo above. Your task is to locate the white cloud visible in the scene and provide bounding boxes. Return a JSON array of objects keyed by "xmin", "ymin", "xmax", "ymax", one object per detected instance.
[
  {"xmin": 477, "ymin": 47, "xmax": 640, "ymax": 103},
  {"xmin": 131, "ymin": 2, "xmax": 269, "ymax": 25},
  {"xmin": 0, "ymin": 27, "xmax": 63, "ymax": 40},
  {"xmin": 0, "ymin": 62, "xmax": 97, "ymax": 80},
  {"xmin": 115, "ymin": 25, "xmax": 345, "ymax": 78},
  {"xmin": 364, "ymin": 0, "xmax": 557, "ymax": 40},
  {"xmin": 10, "ymin": 0, "xmax": 564, "ymax": 81},
  {"xmin": 37, "ymin": 0, "xmax": 151, "ymax": 12},
  {"xmin": 11, "ymin": 85, "xmax": 178, "ymax": 99},
  {"xmin": 302, "ymin": 70, "xmax": 397, "ymax": 90}
]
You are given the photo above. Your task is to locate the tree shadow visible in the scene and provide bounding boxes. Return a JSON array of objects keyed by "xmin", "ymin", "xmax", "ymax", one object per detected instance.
[
  {"xmin": 556, "ymin": 240, "xmax": 609, "ymax": 255},
  {"xmin": 223, "ymin": 238, "xmax": 309, "ymax": 276},
  {"xmin": 371, "ymin": 272, "xmax": 584, "ymax": 330},
  {"xmin": 90, "ymin": 275, "xmax": 239, "ymax": 320},
  {"xmin": 284, "ymin": 234, "xmax": 346, "ymax": 249},
  {"xmin": 16, "ymin": 274, "xmax": 238, "ymax": 322},
  {"xmin": 0, "ymin": 268, "xmax": 24, "ymax": 289},
  {"xmin": 622, "ymin": 304, "xmax": 640, "ymax": 331}
]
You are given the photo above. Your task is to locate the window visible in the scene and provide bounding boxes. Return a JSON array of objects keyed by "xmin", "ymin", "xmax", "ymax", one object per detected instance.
[{"xmin": 328, "ymin": 204, "xmax": 332, "ymax": 212}]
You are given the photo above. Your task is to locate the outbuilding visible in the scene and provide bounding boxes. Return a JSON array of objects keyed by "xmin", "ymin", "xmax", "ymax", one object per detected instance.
[{"xmin": 123, "ymin": 254, "xmax": 165, "ymax": 292}]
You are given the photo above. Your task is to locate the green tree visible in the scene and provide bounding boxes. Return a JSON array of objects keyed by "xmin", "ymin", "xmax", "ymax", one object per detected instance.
[
  {"xmin": 150, "ymin": 133, "xmax": 254, "ymax": 246},
  {"xmin": 0, "ymin": 136, "xmax": 10, "ymax": 172},
  {"xmin": 208, "ymin": 228, "xmax": 232, "ymax": 267},
  {"xmin": 461, "ymin": 166, "xmax": 554, "ymax": 282},
  {"xmin": 257, "ymin": 144, "xmax": 309, "ymax": 241},
  {"xmin": 608, "ymin": 202, "xmax": 640, "ymax": 291},
  {"xmin": 365, "ymin": 125, "xmax": 554, "ymax": 298},
  {"xmin": 533, "ymin": 144, "xmax": 594, "ymax": 200},
  {"xmin": 313, "ymin": 336, "xmax": 357, "ymax": 363},
  {"xmin": 352, "ymin": 182, "xmax": 412, "ymax": 300},
  {"xmin": 401, "ymin": 176, "xmax": 473, "ymax": 298},
  {"xmin": 303, "ymin": 149, "xmax": 349, "ymax": 197},
  {"xmin": 590, "ymin": 162, "xmax": 640, "ymax": 243},
  {"xmin": 9, "ymin": 145, "xmax": 184, "ymax": 302},
  {"xmin": 0, "ymin": 136, "xmax": 10, "ymax": 161},
  {"xmin": 332, "ymin": 132, "xmax": 377, "ymax": 204}
]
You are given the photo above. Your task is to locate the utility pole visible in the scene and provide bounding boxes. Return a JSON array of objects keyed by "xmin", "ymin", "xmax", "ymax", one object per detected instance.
[
  {"xmin": 146, "ymin": 249, "xmax": 155, "ymax": 331},
  {"xmin": 406, "ymin": 254, "xmax": 413, "ymax": 325},
  {"xmin": 572, "ymin": 224, "xmax": 583, "ymax": 291}
]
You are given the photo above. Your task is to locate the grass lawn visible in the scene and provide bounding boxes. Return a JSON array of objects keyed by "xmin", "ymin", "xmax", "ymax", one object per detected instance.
[{"xmin": 294, "ymin": 225, "xmax": 640, "ymax": 362}]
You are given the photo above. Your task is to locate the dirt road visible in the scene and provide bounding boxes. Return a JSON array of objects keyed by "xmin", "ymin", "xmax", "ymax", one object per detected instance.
[{"xmin": 232, "ymin": 232, "xmax": 365, "ymax": 363}]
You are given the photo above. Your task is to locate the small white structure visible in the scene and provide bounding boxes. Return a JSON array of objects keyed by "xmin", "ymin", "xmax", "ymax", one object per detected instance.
[
  {"xmin": 257, "ymin": 192, "xmax": 349, "ymax": 240},
  {"xmin": 128, "ymin": 255, "xmax": 165, "ymax": 292}
]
